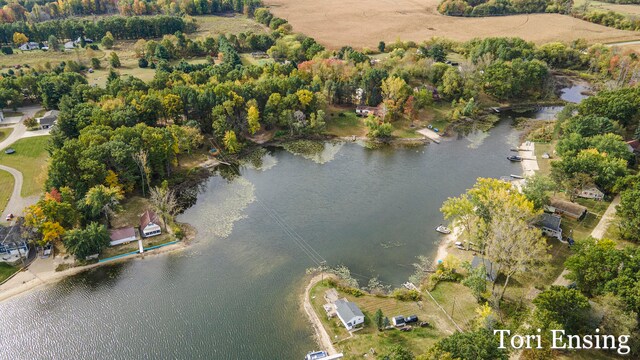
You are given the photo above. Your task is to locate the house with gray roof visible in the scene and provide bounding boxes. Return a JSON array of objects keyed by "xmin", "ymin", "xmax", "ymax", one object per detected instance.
[
  {"xmin": 38, "ymin": 110, "xmax": 58, "ymax": 129},
  {"xmin": 334, "ymin": 299, "xmax": 364, "ymax": 330},
  {"xmin": 538, "ymin": 213, "xmax": 563, "ymax": 241}
]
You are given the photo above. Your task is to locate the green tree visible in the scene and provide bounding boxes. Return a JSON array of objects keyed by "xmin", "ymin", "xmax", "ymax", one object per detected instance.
[
  {"xmin": 378, "ymin": 41, "xmax": 386, "ymax": 53},
  {"xmin": 149, "ymin": 182, "xmax": 179, "ymax": 231},
  {"xmin": 617, "ymin": 185, "xmax": 640, "ymax": 242},
  {"xmin": 462, "ymin": 261, "xmax": 487, "ymax": 301},
  {"xmin": 522, "ymin": 174, "xmax": 557, "ymax": 210},
  {"xmin": 101, "ymin": 31, "xmax": 115, "ymax": 49},
  {"xmin": 83, "ymin": 185, "xmax": 124, "ymax": 225},
  {"xmin": 247, "ymin": 105, "xmax": 261, "ymax": 135},
  {"xmin": 13, "ymin": 32, "xmax": 28, "ymax": 46},
  {"xmin": 91, "ymin": 58, "xmax": 101, "ymax": 69},
  {"xmin": 440, "ymin": 67, "xmax": 464, "ymax": 100},
  {"xmin": 374, "ymin": 309, "xmax": 384, "ymax": 331},
  {"xmin": 63, "ymin": 222, "xmax": 110, "ymax": 259},
  {"xmin": 423, "ymin": 328, "xmax": 509, "ymax": 360},
  {"xmin": 223, "ymin": 130, "xmax": 241, "ymax": 154},
  {"xmin": 110, "ymin": 52, "xmax": 121, "ymax": 68},
  {"xmin": 47, "ymin": 35, "xmax": 59, "ymax": 51},
  {"xmin": 379, "ymin": 345, "xmax": 414, "ymax": 360},
  {"xmin": 532, "ymin": 286, "xmax": 591, "ymax": 333}
]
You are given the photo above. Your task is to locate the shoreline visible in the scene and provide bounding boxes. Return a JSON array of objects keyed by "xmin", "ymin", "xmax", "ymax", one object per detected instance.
[
  {"xmin": 301, "ymin": 273, "xmax": 338, "ymax": 355},
  {"xmin": 0, "ymin": 241, "xmax": 187, "ymax": 304}
]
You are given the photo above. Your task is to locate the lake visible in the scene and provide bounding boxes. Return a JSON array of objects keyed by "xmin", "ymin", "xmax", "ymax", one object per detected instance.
[{"xmin": 0, "ymin": 113, "xmax": 543, "ymax": 359}]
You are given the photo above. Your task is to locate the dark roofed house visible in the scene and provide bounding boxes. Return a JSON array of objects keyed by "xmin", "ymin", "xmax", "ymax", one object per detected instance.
[
  {"xmin": 537, "ymin": 213, "xmax": 563, "ymax": 241},
  {"xmin": 38, "ymin": 110, "xmax": 59, "ymax": 129},
  {"xmin": 471, "ymin": 256, "xmax": 499, "ymax": 282},
  {"xmin": 140, "ymin": 210, "xmax": 161, "ymax": 238},
  {"xmin": 550, "ymin": 198, "xmax": 587, "ymax": 220},
  {"xmin": 334, "ymin": 299, "xmax": 365, "ymax": 330},
  {"xmin": 627, "ymin": 140, "xmax": 640, "ymax": 154},
  {"xmin": 109, "ymin": 227, "xmax": 137, "ymax": 246}
]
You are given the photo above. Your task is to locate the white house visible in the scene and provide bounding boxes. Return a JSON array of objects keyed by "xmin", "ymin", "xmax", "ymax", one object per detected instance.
[
  {"xmin": 334, "ymin": 299, "xmax": 364, "ymax": 330},
  {"xmin": 109, "ymin": 227, "xmax": 137, "ymax": 246},
  {"xmin": 355, "ymin": 105, "xmax": 379, "ymax": 117},
  {"xmin": 19, "ymin": 42, "xmax": 39, "ymax": 51},
  {"xmin": 140, "ymin": 210, "xmax": 162, "ymax": 238},
  {"xmin": 538, "ymin": 213, "xmax": 563, "ymax": 241},
  {"xmin": 577, "ymin": 187, "xmax": 605, "ymax": 201}
]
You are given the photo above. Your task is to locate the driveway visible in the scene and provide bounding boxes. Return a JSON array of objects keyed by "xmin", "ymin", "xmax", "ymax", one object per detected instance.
[{"xmin": 0, "ymin": 105, "xmax": 43, "ymax": 219}]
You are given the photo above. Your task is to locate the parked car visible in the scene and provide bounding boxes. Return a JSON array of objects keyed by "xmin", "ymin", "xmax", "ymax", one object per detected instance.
[
  {"xmin": 5, "ymin": 213, "xmax": 14, "ymax": 221},
  {"xmin": 4, "ymin": 148, "xmax": 15, "ymax": 154},
  {"xmin": 405, "ymin": 315, "xmax": 419, "ymax": 324}
]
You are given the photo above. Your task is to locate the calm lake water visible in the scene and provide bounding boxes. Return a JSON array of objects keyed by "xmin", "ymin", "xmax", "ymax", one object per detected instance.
[{"xmin": 1, "ymin": 111, "xmax": 551, "ymax": 359}]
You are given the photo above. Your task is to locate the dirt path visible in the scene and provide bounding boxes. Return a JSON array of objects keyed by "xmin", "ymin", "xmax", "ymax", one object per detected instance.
[{"xmin": 302, "ymin": 273, "xmax": 338, "ymax": 355}]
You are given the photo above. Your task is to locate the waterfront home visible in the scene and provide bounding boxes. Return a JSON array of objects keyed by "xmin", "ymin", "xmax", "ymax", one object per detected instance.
[
  {"xmin": 537, "ymin": 213, "xmax": 563, "ymax": 241},
  {"xmin": 0, "ymin": 225, "xmax": 29, "ymax": 265},
  {"xmin": 550, "ymin": 198, "xmax": 587, "ymax": 220},
  {"xmin": 38, "ymin": 110, "xmax": 59, "ymax": 129},
  {"xmin": 577, "ymin": 187, "xmax": 604, "ymax": 201},
  {"xmin": 355, "ymin": 105, "xmax": 379, "ymax": 117},
  {"xmin": 19, "ymin": 42, "xmax": 40, "ymax": 51},
  {"xmin": 334, "ymin": 299, "xmax": 364, "ymax": 330},
  {"xmin": 109, "ymin": 227, "xmax": 137, "ymax": 246},
  {"xmin": 140, "ymin": 210, "xmax": 161, "ymax": 238},
  {"xmin": 471, "ymin": 256, "xmax": 499, "ymax": 282}
]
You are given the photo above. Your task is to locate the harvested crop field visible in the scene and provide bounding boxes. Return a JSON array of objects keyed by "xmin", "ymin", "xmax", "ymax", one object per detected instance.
[{"xmin": 264, "ymin": 0, "xmax": 640, "ymax": 49}]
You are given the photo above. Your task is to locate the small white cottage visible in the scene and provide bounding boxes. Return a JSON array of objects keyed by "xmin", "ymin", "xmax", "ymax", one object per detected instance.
[{"xmin": 140, "ymin": 210, "xmax": 161, "ymax": 238}]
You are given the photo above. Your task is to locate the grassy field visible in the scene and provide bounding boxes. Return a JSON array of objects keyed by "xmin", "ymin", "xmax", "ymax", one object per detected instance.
[
  {"xmin": 310, "ymin": 280, "xmax": 479, "ymax": 358},
  {"xmin": 190, "ymin": 14, "xmax": 268, "ymax": 38},
  {"xmin": 111, "ymin": 196, "xmax": 151, "ymax": 229},
  {"xmin": 264, "ymin": 0, "xmax": 639, "ymax": 49},
  {"xmin": 0, "ymin": 262, "xmax": 19, "ymax": 283},
  {"xmin": 0, "ymin": 127, "xmax": 13, "ymax": 143},
  {"xmin": 534, "ymin": 142, "xmax": 555, "ymax": 175},
  {"xmin": 0, "ymin": 169, "xmax": 14, "ymax": 216},
  {"xmin": 0, "ymin": 136, "xmax": 50, "ymax": 197}
]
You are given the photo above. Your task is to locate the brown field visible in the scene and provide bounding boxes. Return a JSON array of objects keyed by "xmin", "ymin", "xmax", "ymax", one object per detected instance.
[{"xmin": 264, "ymin": 0, "xmax": 640, "ymax": 49}]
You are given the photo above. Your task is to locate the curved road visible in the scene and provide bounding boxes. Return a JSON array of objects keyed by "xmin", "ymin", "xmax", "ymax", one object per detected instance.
[{"xmin": 1, "ymin": 105, "xmax": 43, "ymax": 219}]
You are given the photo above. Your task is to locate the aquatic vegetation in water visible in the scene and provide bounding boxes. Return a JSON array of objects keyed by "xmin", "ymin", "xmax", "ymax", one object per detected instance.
[
  {"xmin": 240, "ymin": 148, "xmax": 278, "ymax": 171},
  {"xmin": 380, "ymin": 241, "xmax": 405, "ymax": 249},
  {"xmin": 282, "ymin": 140, "xmax": 343, "ymax": 164}
]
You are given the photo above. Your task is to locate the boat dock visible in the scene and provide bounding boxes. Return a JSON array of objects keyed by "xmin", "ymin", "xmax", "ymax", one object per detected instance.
[{"xmin": 417, "ymin": 128, "xmax": 441, "ymax": 144}]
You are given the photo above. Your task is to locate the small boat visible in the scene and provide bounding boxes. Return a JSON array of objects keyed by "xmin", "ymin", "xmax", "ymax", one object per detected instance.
[
  {"xmin": 510, "ymin": 174, "xmax": 524, "ymax": 179},
  {"xmin": 507, "ymin": 155, "xmax": 522, "ymax": 162},
  {"xmin": 435, "ymin": 225, "xmax": 451, "ymax": 234},
  {"xmin": 305, "ymin": 351, "xmax": 328, "ymax": 360}
]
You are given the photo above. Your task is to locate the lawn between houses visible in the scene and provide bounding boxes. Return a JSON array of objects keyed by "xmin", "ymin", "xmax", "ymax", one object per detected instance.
[
  {"xmin": 0, "ymin": 169, "xmax": 15, "ymax": 219},
  {"xmin": 309, "ymin": 279, "xmax": 479, "ymax": 358},
  {"xmin": 0, "ymin": 127, "xmax": 13, "ymax": 142},
  {"xmin": 0, "ymin": 135, "xmax": 50, "ymax": 197}
]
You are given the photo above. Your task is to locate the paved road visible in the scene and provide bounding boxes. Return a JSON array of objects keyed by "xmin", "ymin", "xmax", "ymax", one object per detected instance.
[{"xmin": 0, "ymin": 105, "xmax": 43, "ymax": 219}]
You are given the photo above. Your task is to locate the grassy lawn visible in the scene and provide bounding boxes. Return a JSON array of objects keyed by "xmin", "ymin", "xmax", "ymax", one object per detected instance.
[
  {"xmin": 0, "ymin": 48, "xmax": 105, "ymax": 70},
  {"xmin": 111, "ymin": 196, "xmax": 152, "ymax": 229},
  {"xmin": 0, "ymin": 262, "xmax": 19, "ymax": 283},
  {"xmin": 325, "ymin": 107, "xmax": 367, "ymax": 137},
  {"xmin": 534, "ymin": 142, "xmax": 556, "ymax": 176},
  {"xmin": 310, "ymin": 280, "xmax": 479, "ymax": 358},
  {"xmin": 0, "ymin": 127, "xmax": 13, "ymax": 143},
  {"xmin": 0, "ymin": 136, "xmax": 49, "ymax": 197},
  {"xmin": 0, "ymin": 169, "xmax": 14, "ymax": 216},
  {"xmin": 99, "ymin": 233, "xmax": 173, "ymax": 259},
  {"xmin": 191, "ymin": 14, "xmax": 268, "ymax": 38}
]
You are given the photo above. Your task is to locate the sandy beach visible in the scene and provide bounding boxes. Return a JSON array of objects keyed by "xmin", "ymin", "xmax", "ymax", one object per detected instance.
[
  {"xmin": 301, "ymin": 273, "xmax": 338, "ymax": 355},
  {"xmin": 0, "ymin": 242, "xmax": 186, "ymax": 303}
]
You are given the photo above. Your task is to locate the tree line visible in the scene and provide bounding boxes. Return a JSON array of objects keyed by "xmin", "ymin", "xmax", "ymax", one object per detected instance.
[
  {"xmin": 437, "ymin": 0, "xmax": 571, "ymax": 17},
  {"xmin": 0, "ymin": 15, "xmax": 191, "ymax": 44},
  {"xmin": 0, "ymin": 0, "xmax": 261, "ymax": 23}
]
